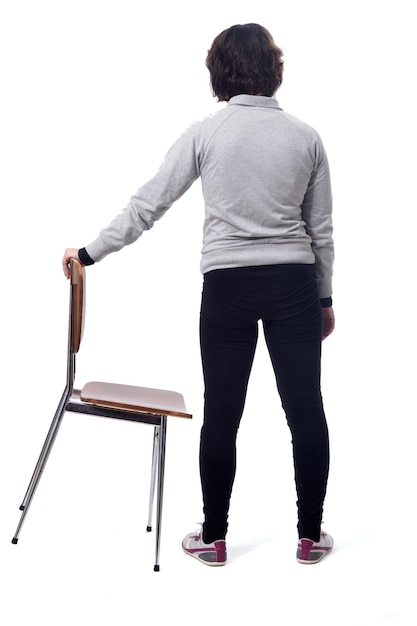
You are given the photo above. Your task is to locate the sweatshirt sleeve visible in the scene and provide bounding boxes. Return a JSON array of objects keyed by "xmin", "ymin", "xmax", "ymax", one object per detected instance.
[
  {"xmin": 85, "ymin": 124, "xmax": 201, "ymax": 262},
  {"xmin": 301, "ymin": 135, "xmax": 334, "ymax": 299}
]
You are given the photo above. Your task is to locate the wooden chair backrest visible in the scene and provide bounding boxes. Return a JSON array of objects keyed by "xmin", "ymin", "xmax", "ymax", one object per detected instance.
[{"xmin": 70, "ymin": 258, "xmax": 85, "ymax": 354}]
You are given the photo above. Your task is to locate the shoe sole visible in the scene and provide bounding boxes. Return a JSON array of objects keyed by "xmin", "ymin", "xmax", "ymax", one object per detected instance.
[
  {"xmin": 297, "ymin": 549, "xmax": 332, "ymax": 564},
  {"xmin": 182, "ymin": 545, "xmax": 227, "ymax": 567}
]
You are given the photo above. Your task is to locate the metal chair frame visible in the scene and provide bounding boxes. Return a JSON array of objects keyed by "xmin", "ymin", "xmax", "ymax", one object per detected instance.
[{"xmin": 12, "ymin": 259, "xmax": 191, "ymax": 571}]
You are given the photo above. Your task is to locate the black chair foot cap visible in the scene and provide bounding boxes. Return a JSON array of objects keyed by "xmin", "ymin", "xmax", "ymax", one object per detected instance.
[
  {"xmin": 154, "ymin": 564, "xmax": 160, "ymax": 572},
  {"xmin": 146, "ymin": 526, "xmax": 152, "ymax": 532},
  {"xmin": 12, "ymin": 538, "xmax": 18, "ymax": 544}
]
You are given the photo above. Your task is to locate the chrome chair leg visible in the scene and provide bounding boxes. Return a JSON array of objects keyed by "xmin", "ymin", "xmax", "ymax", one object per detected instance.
[
  {"xmin": 12, "ymin": 389, "xmax": 69, "ymax": 544},
  {"xmin": 146, "ymin": 426, "xmax": 159, "ymax": 532},
  {"xmin": 153, "ymin": 416, "xmax": 167, "ymax": 572}
]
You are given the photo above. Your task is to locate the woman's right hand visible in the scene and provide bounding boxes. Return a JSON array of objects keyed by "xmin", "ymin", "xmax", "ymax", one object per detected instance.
[{"xmin": 322, "ymin": 307, "xmax": 335, "ymax": 340}]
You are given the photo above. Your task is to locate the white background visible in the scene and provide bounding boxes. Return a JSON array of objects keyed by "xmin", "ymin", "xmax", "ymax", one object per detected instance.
[{"xmin": 1, "ymin": 1, "xmax": 416, "ymax": 624}]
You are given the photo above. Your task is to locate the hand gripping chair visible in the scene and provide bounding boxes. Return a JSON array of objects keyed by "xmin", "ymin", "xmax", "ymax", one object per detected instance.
[{"xmin": 12, "ymin": 258, "xmax": 192, "ymax": 571}]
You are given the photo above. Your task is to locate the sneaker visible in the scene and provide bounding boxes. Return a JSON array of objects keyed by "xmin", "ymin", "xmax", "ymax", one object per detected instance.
[
  {"xmin": 297, "ymin": 531, "xmax": 334, "ymax": 564},
  {"xmin": 182, "ymin": 527, "xmax": 227, "ymax": 566}
]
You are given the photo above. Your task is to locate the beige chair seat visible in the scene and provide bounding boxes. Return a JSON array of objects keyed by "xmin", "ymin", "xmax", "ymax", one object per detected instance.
[{"xmin": 80, "ymin": 381, "xmax": 191, "ymax": 417}]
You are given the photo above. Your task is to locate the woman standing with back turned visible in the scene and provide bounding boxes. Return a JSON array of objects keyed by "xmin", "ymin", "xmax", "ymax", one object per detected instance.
[{"xmin": 63, "ymin": 23, "xmax": 335, "ymax": 567}]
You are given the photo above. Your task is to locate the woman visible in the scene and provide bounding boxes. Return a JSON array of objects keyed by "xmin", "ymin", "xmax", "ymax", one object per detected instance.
[{"xmin": 63, "ymin": 23, "xmax": 335, "ymax": 567}]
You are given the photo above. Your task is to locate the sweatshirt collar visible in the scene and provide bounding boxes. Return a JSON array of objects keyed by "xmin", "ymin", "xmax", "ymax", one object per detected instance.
[{"xmin": 227, "ymin": 94, "xmax": 282, "ymax": 110}]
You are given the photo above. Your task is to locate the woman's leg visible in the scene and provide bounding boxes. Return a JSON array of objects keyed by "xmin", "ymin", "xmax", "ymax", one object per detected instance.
[
  {"xmin": 199, "ymin": 270, "xmax": 258, "ymax": 544},
  {"xmin": 262, "ymin": 267, "xmax": 330, "ymax": 542}
]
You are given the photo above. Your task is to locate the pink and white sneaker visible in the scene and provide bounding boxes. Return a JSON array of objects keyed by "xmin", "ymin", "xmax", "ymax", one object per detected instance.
[
  {"xmin": 297, "ymin": 531, "xmax": 334, "ymax": 564},
  {"xmin": 182, "ymin": 527, "xmax": 227, "ymax": 566}
]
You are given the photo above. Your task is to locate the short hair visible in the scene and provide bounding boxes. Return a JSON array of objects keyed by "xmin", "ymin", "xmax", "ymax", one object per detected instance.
[{"xmin": 206, "ymin": 23, "xmax": 284, "ymax": 102}]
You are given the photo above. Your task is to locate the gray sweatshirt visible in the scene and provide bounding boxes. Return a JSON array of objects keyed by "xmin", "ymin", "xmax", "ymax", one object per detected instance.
[{"xmin": 85, "ymin": 95, "xmax": 334, "ymax": 299}]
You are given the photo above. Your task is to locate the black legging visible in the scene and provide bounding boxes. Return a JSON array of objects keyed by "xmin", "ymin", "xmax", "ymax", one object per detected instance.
[{"xmin": 199, "ymin": 264, "xmax": 330, "ymax": 544}]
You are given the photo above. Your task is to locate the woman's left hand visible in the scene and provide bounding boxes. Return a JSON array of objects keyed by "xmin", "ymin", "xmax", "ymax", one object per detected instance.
[{"xmin": 62, "ymin": 248, "xmax": 80, "ymax": 279}]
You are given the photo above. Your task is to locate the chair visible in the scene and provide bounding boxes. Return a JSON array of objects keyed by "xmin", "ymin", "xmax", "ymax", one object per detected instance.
[{"xmin": 12, "ymin": 258, "xmax": 192, "ymax": 571}]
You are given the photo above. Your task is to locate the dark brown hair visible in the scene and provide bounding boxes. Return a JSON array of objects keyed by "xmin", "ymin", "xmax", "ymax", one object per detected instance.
[{"xmin": 206, "ymin": 23, "xmax": 284, "ymax": 102}]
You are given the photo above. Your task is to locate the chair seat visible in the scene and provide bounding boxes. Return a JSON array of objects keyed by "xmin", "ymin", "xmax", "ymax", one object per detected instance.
[{"xmin": 80, "ymin": 381, "xmax": 192, "ymax": 418}]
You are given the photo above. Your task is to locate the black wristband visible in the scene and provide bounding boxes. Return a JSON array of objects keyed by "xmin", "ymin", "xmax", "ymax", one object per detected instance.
[
  {"xmin": 78, "ymin": 247, "xmax": 95, "ymax": 266},
  {"xmin": 320, "ymin": 297, "xmax": 333, "ymax": 308}
]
